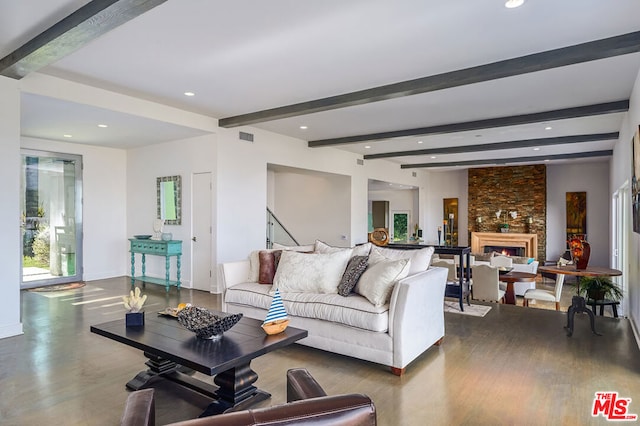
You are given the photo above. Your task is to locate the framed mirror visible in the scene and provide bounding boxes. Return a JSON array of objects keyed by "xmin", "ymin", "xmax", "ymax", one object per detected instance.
[{"xmin": 157, "ymin": 175, "xmax": 182, "ymax": 225}]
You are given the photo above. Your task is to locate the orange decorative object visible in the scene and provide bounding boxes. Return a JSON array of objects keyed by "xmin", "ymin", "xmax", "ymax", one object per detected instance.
[{"xmin": 568, "ymin": 236, "xmax": 590, "ymax": 270}]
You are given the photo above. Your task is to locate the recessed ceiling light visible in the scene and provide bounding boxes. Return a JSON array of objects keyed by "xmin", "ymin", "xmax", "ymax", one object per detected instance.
[
  {"xmin": 545, "ymin": 126, "xmax": 552, "ymax": 130},
  {"xmin": 533, "ymin": 147, "xmax": 540, "ymax": 151},
  {"xmin": 430, "ymin": 156, "xmax": 437, "ymax": 159},
  {"xmin": 299, "ymin": 125, "xmax": 308, "ymax": 130},
  {"xmin": 97, "ymin": 124, "xmax": 108, "ymax": 128},
  {"xmin": 417, "ymin": 140, "xmax": 423, "ymax": 144},
  {"xmin": 365, "ymin": 145, "xmax": 371, "ymax": 149},
  {"xmin": 63, "ymin": 134, "xmax": 72, "ymax": 138},
  {"xmin": 505, "ymin": 0, "xmax": 524, "ymax": 8},
  {"xmin": 544, "ymin": 159, "xmax": 550, "ymax": 162},
  {"xmin": 184, "ymin": 91, "xmax": 195, "ymax": 97}
]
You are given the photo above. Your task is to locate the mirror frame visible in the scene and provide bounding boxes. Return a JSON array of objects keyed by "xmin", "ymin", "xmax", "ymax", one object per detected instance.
[{"xmin": 157, "ymin": 175, "xmax": 182, "ymax": 225}]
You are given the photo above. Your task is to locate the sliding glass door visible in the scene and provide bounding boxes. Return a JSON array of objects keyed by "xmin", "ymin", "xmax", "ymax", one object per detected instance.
[{"xmin": 20, "ymin": 150, "xmax": 83, "ymax": 288}]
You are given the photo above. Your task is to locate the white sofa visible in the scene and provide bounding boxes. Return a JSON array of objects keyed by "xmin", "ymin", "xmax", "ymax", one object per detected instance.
[{"xmin": 221, "ymin": 244, "xmax": 447, "ymax": 375}]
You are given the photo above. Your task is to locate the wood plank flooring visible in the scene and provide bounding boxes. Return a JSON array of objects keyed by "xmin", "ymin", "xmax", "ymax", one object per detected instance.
[{"xmin": 0, "ymin": 276, "xmax": 638, "ymax": 425}]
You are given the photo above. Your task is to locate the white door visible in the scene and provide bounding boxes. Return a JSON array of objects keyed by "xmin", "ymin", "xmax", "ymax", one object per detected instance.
[
  {"xmin": 192, "ymin": 172, "xmax": 212, "ymax": 292},
  {"xmin": 612, "ymin": 182, "xmax": 629, "ymax": 317}
]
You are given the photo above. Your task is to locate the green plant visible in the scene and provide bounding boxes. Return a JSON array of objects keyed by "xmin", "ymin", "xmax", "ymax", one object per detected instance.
[
  {"xmin": 578, "ymin": 276, "xmax": 623, "ymax": 301},
  {"xmin": 32, "ymin": 225, "xmax": 50, "ymax": 265}
]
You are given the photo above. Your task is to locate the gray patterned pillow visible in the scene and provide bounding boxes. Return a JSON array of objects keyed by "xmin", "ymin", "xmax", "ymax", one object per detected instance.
[{"xmin": 338, "ymin": 256, "xmax": 369, "ymax": 296}]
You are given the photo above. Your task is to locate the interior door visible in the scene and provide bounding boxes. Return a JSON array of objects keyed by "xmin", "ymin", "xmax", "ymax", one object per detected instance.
[
  {"xmin": 192, "ymin": 172, "xmax": 212, "ymax": 292},
  {"xmin": 21, "ymin": 150, "xmax": 83, "ymax": 288}
]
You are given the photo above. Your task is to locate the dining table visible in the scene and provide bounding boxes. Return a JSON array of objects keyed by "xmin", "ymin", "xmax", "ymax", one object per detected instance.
[
  {"xmin": 537, "ymin": 265, "xmax": 622, "ymax": 336},
  {"xmin": 498, "ymin": 271, "xmax": 537, "ymax": 305}
]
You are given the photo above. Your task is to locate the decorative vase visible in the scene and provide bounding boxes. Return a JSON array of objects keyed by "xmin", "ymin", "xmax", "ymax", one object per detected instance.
[
  {"xmin": 161, "ymin": 232, "xmax": 172, "ymax": 241},
  {"xmin": 126, "ymin": 311, "xmax": 145, "ymax": 327},
  {"xmin": 569, "ymin": 237, "xmax": 590, "ymax": 270}
]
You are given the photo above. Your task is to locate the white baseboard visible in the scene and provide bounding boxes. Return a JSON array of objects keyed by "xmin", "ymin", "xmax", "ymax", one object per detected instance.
[
  {"xmin": 0, "ymin": 322, "xmax": 24, "ymax": 339},
  {"xmin": 631, "ymin": 316, "xmax": 640, "ymax": 351}
]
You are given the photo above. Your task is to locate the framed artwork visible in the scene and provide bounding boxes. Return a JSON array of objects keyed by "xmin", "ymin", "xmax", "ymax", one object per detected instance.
[
  {"xmin": 443, "ymin": 198, "xmax": 458, "ymax": 246},
  {"xmin": 633, "ymin": 126, "xmax": 640, "ymax": 234},
  {"xmin": 566, "ymin": 191, "xmax": 586, "ymax": 245}
]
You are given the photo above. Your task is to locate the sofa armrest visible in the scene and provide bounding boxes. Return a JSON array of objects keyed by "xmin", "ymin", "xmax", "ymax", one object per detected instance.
[
  {"xmin": 287, "ymin": 368, "xmax": 328, "ymax": 402},
  {"xmin": 221, "ymin": 260, "xmax": 250, "ymax": 289},
  {"xmin": 388, "ymin": 266, "xmax": 447, "ymax": 370}
]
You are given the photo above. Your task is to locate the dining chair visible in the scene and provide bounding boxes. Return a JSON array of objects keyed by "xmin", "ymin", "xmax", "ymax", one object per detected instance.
[
  {"xmin": 523, "ymin": 273, "xmax": 565, "ymax": 310},
  {"xmin": 490, "ymin": 255, "xmax": 513, "ymax": 268},
  {"xmin": 471, "ymin": 264, "xmax": 505, "ymax": 303},
  {"xmin": 432, "ymin": 259, "xmax": 458, "ymax": 282},
  {"xmin": 490, "ymin": 255, "xmax": 513, "ymax": 291}
]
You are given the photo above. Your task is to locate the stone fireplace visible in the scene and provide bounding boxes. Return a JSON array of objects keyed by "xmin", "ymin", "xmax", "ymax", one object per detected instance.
[{"xmin": 470, "ymin": 232, "xmax": 538, "ymax": 259}]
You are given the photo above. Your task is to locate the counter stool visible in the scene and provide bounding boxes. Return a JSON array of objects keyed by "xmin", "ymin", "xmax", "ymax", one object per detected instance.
[{"xmin": 586, "ymin": 299, "xmax": 620, "ymax": 318}]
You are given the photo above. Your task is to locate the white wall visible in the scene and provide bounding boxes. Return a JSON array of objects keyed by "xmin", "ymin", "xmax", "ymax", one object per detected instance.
[
  {"xmin": 127, "ymin": 134, "xmax": 217, "ymax": 288},
  {"xmin": 272, "ymin": 169, "xmax": 351, "ymax": 247},
  {"xmin": 424, "ymin": 169, "xmax": 468, "ymax": 246},
  {"xmin": 21, "ymin": 137, "xmax": 128, "ymax": 281},
  {"xmin": 0, "ymin": 77, "xmax": 23, "ymax": 338},
  {"xmin": 612, "ymin": 67, "xmax": 640, "ymax": 331},
  {"xmin": 214, "ymin": 127, "xmax": 428, "ymax": 274},
  {"xmin": 546, "ymin": 161, "xmax": 610, "ymax": 265}
]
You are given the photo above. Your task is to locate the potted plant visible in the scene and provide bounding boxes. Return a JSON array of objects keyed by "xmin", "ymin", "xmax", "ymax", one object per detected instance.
[
  {"xmin": 498, "ymin": 223, "xmax": 509, "ymax": 233},
  {"xmin": 578, "ymin": 276, "xmax": 623, "ymax": 301}
]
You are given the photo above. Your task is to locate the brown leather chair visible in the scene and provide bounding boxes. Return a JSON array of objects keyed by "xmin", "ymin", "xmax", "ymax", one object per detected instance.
[{"xmin": 121, "ymin": 368, "xmax": 376, "ymax": 426}]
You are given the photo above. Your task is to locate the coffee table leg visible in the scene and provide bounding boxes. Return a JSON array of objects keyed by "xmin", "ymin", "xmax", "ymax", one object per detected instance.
[
  {"xmin": 126, "ymin": 352, "xmax": 178, "ymax": 390},
  {"xmin": 199, "ymin": 362, "xmax": 270, "ymax": 417}
]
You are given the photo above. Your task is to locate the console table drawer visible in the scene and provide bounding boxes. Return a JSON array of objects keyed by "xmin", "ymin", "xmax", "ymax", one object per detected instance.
[{"xmin": 129, "ymin": 239, "xmax": 182, "ymax": 255}]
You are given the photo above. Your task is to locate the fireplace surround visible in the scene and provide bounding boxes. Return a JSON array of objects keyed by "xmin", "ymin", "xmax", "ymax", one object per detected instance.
[{"xmin": 471, "ymin": 232, "xmax": 538, "ymax": 259}]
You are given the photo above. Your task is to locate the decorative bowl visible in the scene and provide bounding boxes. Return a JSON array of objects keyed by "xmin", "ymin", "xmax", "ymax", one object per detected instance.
[
  {"xmin": 177, "ymin": 306, "xmax": 242, "ymax": 340},
  {"xmin": 262, "ymin": 319, "xmax": 289, "ymax": 335},
  {"xmin": 134, "ymin": 234, "xmax": 152, "ymax": 240},
  {"xmin": 497, "ymin": 266, "xmax": 514, "ymax": 275}
]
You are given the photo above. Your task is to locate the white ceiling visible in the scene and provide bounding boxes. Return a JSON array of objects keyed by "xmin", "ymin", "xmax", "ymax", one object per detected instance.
[{"xmin": 3, "ymin": 0, "xmax": 640, "ymax": 170}]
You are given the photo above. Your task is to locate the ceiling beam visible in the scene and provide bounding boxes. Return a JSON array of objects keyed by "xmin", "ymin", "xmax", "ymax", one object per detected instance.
[
  {"xmin": 363, "ymin": 132, "xmax": 619, "ymax": 160},
  {"xmin": 219, "ymin": 31, "xmax": 640, "ymax": 128},
  {"xmin": 0, "ymin": 0, "xmax": 167, "ymax": 79},
  {"xmin": 311, "ymin": 101, "xmax": 628, "ymax": 147},
  {"xmin": 400, "ymin": 150, "xmax": 613, "ymax": 169}
]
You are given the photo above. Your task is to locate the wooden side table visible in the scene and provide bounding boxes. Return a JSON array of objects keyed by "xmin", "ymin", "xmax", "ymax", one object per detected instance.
[
  {"xmin": 537, "ymin": 265, "xmax": 621, "ymax": 336},
  {"xmin": 129, "ymin": 238, "xmax": 182, "ymax": 291}
]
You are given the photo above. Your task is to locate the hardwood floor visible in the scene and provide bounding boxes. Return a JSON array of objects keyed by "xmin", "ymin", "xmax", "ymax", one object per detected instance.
[{"xmin": 1, "ymin": 276, "xmax": 638, "ymax": 425}]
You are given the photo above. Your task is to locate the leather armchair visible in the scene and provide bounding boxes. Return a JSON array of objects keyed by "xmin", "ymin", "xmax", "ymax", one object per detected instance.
[{"xmin": 121, "ymin": 368, "xmax": 376, "ymax": 426}]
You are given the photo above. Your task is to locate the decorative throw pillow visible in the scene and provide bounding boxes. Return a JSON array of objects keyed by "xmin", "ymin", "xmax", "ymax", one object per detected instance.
[
  {"xmin": 355, "ymin": 258, "xmax": 410, "ymax": 307},
  {"xmin": 314, "ymin": 240, "xmax": 353, "ymax": 256},
  {"xmin": 258, "ymin": 250, "xmax": 282, "ymax": 284},
  {"xmin": 352, "ymin": 242, "xmax": 372, "ymax": 257},
  {"xmin": 272, "ymin": 242, "xmax": 315, "ymax": 252},
  {"xmin": 370, "ymin": 245, "xmax": 433, "ymax": 275},
  {"xmin": 274, "ymin": 250, "xmax": 351, "ymax": 293},
  {"xmin": 248, "ymin": 249, "xmax": 276, "ymax": 282},
  {"xmin": 337, "ymin": 256, "xmax": 369, "ymax": 296}
]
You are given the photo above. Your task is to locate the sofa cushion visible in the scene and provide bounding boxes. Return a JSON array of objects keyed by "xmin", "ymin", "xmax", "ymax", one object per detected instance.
[
  {"xmin": 355, "ymin": 258, "xmax": 410, "ymax": 307},
  {"xmin": 337, "ymin": 256, "xmax": 369, "ymax": 296},
  {"xmin": 225, "ymin": 282, "xmax": 389, "ymax": 332},
  {"xmin": 274, "ymin": 250, "xmax": 351, "ymax": 294},
  {"xmin": 472, "ymin": 252, "xmax": 493, "ymax": 262},
  {"xmin": 511, "ymin": 255, "xmax": 535, "ymax": 264},
  {"xmin": 371, "ymin": 245, "xmax": 434, "ymax": 274},
  {"xmin": 258, "ymin": 250, "xmax": 282, "ymax": 284}
]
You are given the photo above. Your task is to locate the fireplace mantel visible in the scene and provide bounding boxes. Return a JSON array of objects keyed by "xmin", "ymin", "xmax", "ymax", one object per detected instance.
[{"xmin": 470, "ymin": 232, "xmax": 538, "ymax": 259}]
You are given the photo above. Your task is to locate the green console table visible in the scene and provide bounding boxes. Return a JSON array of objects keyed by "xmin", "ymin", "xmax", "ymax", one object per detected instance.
[{"xmin": 129, "ymin": 238, "xmax": 182, "ymax": 291}]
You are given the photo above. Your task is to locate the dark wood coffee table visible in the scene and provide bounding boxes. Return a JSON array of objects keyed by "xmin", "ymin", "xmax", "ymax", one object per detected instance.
[{"xmin": 90, "ymin": 312, "xmax": 307, "ymax": 417}]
